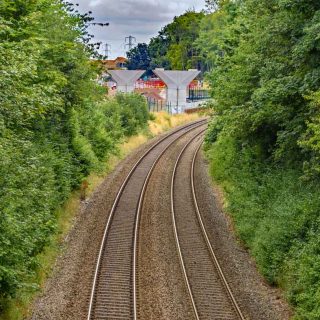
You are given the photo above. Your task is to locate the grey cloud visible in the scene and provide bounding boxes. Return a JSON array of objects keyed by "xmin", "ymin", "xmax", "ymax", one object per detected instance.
[{"xmin": 71, "ymin": 0, "xmax": 204, "ymax": 57}]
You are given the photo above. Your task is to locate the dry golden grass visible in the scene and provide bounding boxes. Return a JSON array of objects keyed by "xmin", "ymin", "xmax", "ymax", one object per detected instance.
[
  {"xmin": 120, "ymin": 133, "xmax": 149, "ymax": 157},
  {"xmin": 149, "ymin": 111, "xmax": 200, "ymax": 136}
]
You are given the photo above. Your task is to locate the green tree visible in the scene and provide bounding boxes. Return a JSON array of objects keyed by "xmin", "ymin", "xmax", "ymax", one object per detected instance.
[
  {"xmin": 163, "ymin": 11, "xmax": 205, "ymax": 70},
  {"xmin": 148, "ymin": 32, "xmax": 171, "ymax": 69},
  {"xmin": 196, "ymin": 0, "xmax": 240, "ymax": 72},
  {"xmin": 126, "ymin": 43, "xmax": 151, "ymax": 73},
  {"xmin": 143, "ymin": 10, "xmax": 205, "ymax": 71},
  {"xmin": 207, "ymin": 0, "xmax": 320, "ymax": 164}
]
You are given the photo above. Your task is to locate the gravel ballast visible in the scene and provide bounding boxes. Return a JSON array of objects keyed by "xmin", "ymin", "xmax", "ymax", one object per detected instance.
[{"xmin": 137, "ymin": 126, "xmax": 206, "ymax": 320}]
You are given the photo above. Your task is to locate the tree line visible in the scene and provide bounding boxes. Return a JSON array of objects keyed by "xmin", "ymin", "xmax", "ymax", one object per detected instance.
[{"xmin": 126, "ymin": 10, "xmax": 206, "ymax": 73}]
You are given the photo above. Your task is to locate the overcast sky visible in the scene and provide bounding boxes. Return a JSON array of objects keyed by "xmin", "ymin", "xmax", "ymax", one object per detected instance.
[{"xmin": 72, "ymin": 0, "xmax": 205, "ymax": 59}]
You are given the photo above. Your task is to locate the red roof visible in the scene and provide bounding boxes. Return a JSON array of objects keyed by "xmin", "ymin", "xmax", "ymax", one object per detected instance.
[{"xmin": 102, "ymin": 57, "xmax": 128, "ymax": 70}]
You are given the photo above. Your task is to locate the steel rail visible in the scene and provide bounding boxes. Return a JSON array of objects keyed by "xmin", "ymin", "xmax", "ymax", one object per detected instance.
[
  {"xmin": 87, "ymin": 119, "xmax": 207, "ymax": 320},
  {"xmin": 191, "ymin": 141, "xmax": 246, "ymax": 320},
  {"xmin": 132, "ymin": 123, "xmax": 207, "ymax": 320},
  {"xmin": 170, "ymin": 130, "xmax": 207, "ymax": 320},
  {"xmin": 171, "ymin": 132, "xmax": 245, "ymax": 320}
]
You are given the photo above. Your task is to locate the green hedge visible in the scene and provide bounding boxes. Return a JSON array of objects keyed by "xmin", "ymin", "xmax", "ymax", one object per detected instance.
[
  {"xmin": 202, "ymin": 1, "xmax": 320, "ymax": 317},
  {"xmin": 0, "ymin": 0, "xmax": 149, "ymax": 307},
  {"xmin": 0, "ymin": 93, "xmax": 149, "ymax": 304}
]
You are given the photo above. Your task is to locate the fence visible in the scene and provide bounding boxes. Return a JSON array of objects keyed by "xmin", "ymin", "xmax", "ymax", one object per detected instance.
[
  {"xmin": 187, "ymin": 88, "xmax": 210, "ymax": 101},
  {"xmin": 147, "ymin": 98, "xmax": 172, "ymax": 114}
]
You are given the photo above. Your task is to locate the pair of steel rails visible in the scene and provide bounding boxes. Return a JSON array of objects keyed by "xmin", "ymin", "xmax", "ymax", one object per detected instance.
[{"xmin": 87, "ymin": 119, "xmax": 245, "ymax": 320}]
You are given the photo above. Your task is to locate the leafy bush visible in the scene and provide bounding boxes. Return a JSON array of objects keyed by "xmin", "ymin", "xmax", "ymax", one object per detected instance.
[
  {"xmin": 114, "ymin": 93, "xmax": 150, "ymax": 136},
  {"xmin": 0, "ymin": 93, "xmax": 149, "ymax": 304},
  {"xmin": 285, "ymin": 229, "xmax": 320, "ymax": 319}
]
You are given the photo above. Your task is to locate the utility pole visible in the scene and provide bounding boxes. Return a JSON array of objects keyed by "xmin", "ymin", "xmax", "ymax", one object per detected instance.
[
  {"xmin": 125, "ymin": 35, "xmax": 136, "ymax": 52},
  {"xmin": 104, "ymin": 43, "xmax": 111, "ymax": 59}
]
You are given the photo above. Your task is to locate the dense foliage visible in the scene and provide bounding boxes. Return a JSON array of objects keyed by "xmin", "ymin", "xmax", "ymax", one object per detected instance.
[
  {"xmin": 126, "ymin": 43, "xmax": 152, "ymax": 72},
  {"xmin": 204, "ymin": 0, "xmax": 320, "ymax": 318},
  {"xmin": 126, "ymin": 11, "xmax": 206, "ymax": 71},
  {"xmin": 0, "ymin": 0, "xmax": 149, "ymax": 308}
]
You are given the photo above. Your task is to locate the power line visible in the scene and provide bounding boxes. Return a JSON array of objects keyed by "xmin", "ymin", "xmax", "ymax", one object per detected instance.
[
  {"xmin": 125, "ymin": 35, "xmax": 136, "ymax": 52},
  {"xmin": 104, "ymin": 43, "xmax": 111, "ymax": 59}
]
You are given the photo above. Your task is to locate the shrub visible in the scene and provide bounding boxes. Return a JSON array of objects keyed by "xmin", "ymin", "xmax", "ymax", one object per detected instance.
[{"xmin": 115, "ymin": 93, "xmax": 150, "ymax": 136}]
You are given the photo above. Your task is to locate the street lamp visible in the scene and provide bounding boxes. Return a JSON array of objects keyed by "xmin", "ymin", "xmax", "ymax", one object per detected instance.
[{"xmin": 89, "ymin": 22, "xmax": 110, "ymax": 26}]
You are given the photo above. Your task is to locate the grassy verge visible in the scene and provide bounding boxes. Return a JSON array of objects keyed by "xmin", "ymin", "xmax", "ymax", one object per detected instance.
[
  {"xmin": 0, "ymin": 111, "xmax": 199, "ymax": 320},
  {"xmin": 205, "ymin": 134, "xmax": 320, "ymax": 319}
]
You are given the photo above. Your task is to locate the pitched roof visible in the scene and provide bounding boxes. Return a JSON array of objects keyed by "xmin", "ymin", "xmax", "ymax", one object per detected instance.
[{"xmin": 102, "ymin": 57, "xmax": 128, "ymax": 70}]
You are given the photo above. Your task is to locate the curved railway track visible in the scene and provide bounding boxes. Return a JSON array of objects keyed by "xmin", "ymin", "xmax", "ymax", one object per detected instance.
[
  {"xmin": 87, "ymin": 120, "xmax": 207, "ymax": 320},
  {"xmin": 171, "ymin": 134, "xmax": 246, "ymax": 320}
]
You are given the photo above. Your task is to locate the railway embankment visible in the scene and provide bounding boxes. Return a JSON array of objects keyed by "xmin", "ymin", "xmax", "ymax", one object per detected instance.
[{"xmin": 30, "ymin": 119, "xmax": 291, "ymax": 320}]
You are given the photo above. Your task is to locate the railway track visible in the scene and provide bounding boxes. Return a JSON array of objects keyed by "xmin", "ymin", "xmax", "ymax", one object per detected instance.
[
  {"xmin": 171, "ymin": 133, "xmax": 246, "ymax": 320},
  {"xmin": 87, "ymin": 120, "xmax": 207, "ymax": 320}
]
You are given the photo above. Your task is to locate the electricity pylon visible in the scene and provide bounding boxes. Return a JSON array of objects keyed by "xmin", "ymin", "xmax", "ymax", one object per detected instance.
[{"xmin": 125, "ymin": 36, "xmax": 136, "ymax": 52}]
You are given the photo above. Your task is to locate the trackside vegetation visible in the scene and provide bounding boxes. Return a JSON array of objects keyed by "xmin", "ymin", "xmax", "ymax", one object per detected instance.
[
  {"xmin": 203, "ymin": 0, "xmax": 320, "ymax": 318},
  {"xmin": 2, "ymin": 0, "xmax": 320, "ymax": 318},
  {"xmin": 0, "ymin": 0, "xmax": 149, "ymax": 313}
]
